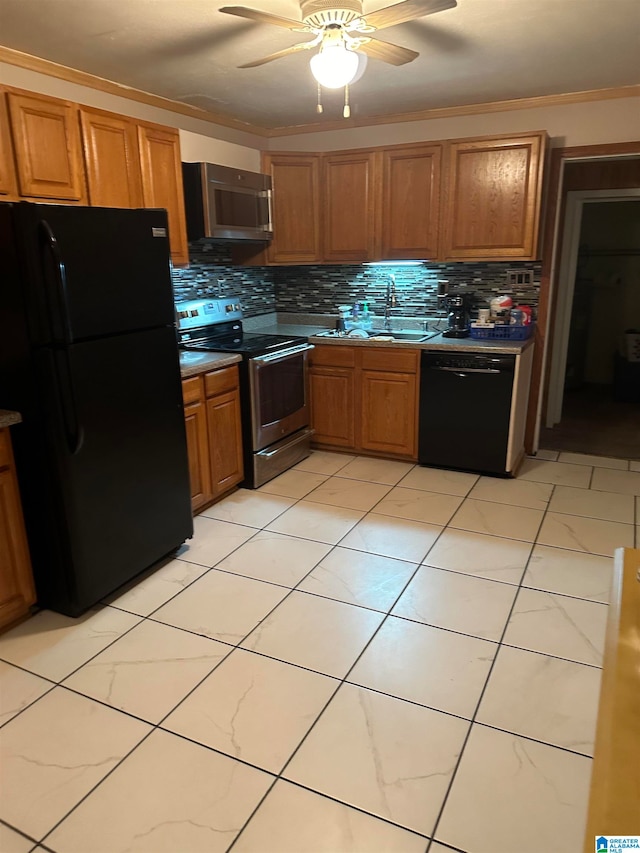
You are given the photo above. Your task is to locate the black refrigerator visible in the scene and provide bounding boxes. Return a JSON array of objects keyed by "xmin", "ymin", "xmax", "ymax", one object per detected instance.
[{"xmin": 0, "ymin": 202, "xmax": 193, "ymax": 617}]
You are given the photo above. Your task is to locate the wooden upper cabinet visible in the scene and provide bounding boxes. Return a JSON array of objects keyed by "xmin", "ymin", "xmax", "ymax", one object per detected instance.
[
  {"xmin": 7, "ymin": 90, "xmax": 86, "ymax": 201},
  {"xmin": 442, "ymin": 132, "xmax": 546, "ymax": 261},
  {"xmin": 137, "ymin": 122, "xmax": 189, "ymax": 265},
  {"xmin": 80, "ymin": 107, "xmax": 143, "ymax": 208},
  {"xmin": 0, "ymin": 94, "xmax": 18, "ymax": 199},
  {"xmin": 381, "ymin": 144, "xmax": 442, "ymax": 260},
  {"xmin": 323, "ymin": 150, "xmax": 377, "ymax": 262},
  {"xmin": 264, "ymin": 152, "xmax": 322, "ymax": 264}
]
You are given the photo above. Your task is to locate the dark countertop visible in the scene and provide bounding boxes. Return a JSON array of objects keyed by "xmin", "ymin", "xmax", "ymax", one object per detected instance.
[
  {"xmin": 179, "ymin": 351, "xmax": 242, "ymax": 379},
  {"xmin": 247, "ymin": 312, "xmax": 534, "ymax": 354},
  {"xmin": 0, "ymin": 410, "xmax": 22, "ymax": 428},
  {"xmin": 308, "ymin": 331, "xmax": 534, "ymax": 355}
]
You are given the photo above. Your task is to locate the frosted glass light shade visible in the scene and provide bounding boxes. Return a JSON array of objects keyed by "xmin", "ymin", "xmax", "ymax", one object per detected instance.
[{"xmin": 310, "ymin": 44, "xmax": 359, "ymax": 89}]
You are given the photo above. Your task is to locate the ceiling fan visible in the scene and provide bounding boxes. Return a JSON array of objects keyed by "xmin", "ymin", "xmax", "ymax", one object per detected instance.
[{"xmin": 219, "ymin": 0, "xmax": 458, "ymax": 116}]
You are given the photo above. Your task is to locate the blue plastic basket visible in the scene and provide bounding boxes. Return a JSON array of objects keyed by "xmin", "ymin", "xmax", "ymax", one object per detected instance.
[{"xmin": 469, "ymin": 323, "xmax": 534, "ymax": 341}]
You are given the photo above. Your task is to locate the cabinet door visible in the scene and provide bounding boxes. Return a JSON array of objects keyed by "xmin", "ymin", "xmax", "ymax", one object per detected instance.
[
  {"xmin": 381, "ymin": 144, "xmax": 442, "ymax": 260},
  {"xmin": 323, "ymin": 151, "xmax": 377, "ymax": 262},
  {"xmin": 80, "ymin": 107, "xmax": 143, "ymax": 208},
  {"xmin": 0, "ymin": 93, "xmax": 18, "ymax": 199},
  {"xmin": 0, "ymin": 433, "xmax": 36, "ymax": 631},
  {"xmin": 183, "ymin": 399, "xmax": 213, "ymax": 512},
  {"xmin": 207, "ymin": 389, "xmax": 244, "ymax": 497},
  {"xmin": 265, "ymin": 153, "xmax": 322, "ymax": 263},
  {"xmin": 7, "ymin": 90, "xmax": 86, "ymax": 201},
  {"xmin": 137, "ymin": 123, "xmax": 189, "ymax": 265},
  {"xmin": 360, "ymin": 370, "xmax": 417, "ymax": 458},
  {"xmin": 309, "ymin": 366, "xmax": 356, "ymax": 449},
  {"xmin": 442, "ymin": 133, "xmax": 545, "ymax": 260}
]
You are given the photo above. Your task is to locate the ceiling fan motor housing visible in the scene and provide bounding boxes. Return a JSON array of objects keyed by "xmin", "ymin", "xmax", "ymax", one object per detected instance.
[{"xmin": 300, "ymin": 0, "xmax": 364, "ymax": 28}]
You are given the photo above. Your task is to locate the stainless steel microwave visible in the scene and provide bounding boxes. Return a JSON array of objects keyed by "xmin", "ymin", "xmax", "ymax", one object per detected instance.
[{"xmin": 182, "ymin": 162, "xmax": 272, "ymax": 242}]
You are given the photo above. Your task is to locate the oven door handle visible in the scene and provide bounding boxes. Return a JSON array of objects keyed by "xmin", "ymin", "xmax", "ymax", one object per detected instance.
[{"xmin": 252, "ymin": 343, "xmax": 314, "ymax": 364}]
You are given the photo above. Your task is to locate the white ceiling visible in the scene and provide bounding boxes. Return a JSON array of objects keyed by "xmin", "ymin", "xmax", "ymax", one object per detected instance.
[{"xmin": 0, "ymin": 0, "xmax": 638, "ymax": 130}]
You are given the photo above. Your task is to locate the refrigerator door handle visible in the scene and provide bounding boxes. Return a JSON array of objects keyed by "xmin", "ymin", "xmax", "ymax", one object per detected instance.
[
  {"xmin": 40, "ymin": 220, "xmax": 72, "ymax": 344},
  {"xmin": 54, "ymin": 349, "xmax": 84, "ymax": 456}
]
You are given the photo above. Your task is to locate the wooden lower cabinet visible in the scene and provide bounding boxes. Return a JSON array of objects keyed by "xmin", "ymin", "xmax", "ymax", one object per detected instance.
[
  {"xmin": 182, "ymin": 376, "xmax": 211, "ymax": 511},
  {"xmin": 309, "ymin": 345, "xmax": 419, "ymax": 460},
  {"xmin": 182, "ymin": 366, "xmax": 243, "ymax": 512},
  {"xmin": 360, "ymin": 369, "xmax": 417, "ymax": 457},
  {"xmin": 0, "ymin": 429, "xmax": 36, "ymax": 631},
  {"xmin": 207, "ymin": 390, "xmax": 244, "ymax": 498},
  {"xmin": 309, "ymin": 367, "xmax": 356, "ymax": 448}
]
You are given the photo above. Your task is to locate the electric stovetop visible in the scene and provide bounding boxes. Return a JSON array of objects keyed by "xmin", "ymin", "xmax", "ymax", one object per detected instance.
[{"xmin": 181, "ymin": 332, "xmax": 308, "ymax": 357}]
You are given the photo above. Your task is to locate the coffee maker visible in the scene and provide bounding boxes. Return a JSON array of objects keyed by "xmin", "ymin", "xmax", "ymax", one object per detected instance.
[{"xmin": 443, "ymin": 294, "xmax": 472, "ymax": 338}]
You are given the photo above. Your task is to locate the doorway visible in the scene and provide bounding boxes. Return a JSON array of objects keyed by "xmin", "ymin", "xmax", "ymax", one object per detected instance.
[{"xmin": 542, "ymin": 191, "xmax": 640, "ymax": 459}]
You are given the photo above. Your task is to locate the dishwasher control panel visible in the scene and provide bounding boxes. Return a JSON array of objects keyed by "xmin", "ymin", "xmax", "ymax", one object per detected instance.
[{"xmin": 423, "ymin": 352, "xmax": 515, "ymax": 372}]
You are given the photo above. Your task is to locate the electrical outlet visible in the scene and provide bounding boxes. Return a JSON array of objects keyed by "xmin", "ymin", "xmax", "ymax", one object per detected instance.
[{"xmin": 506, "ymin": 270, "xmax": 534, "ymax": 288}]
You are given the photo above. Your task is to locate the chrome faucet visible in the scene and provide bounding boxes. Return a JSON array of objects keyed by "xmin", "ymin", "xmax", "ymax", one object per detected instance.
[{"xmin": 384, "ymin": 274, "xmax": 397, "ymax": 331}]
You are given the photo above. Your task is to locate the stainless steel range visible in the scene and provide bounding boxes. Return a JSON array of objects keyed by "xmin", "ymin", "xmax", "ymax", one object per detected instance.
[{"xmin": 176, "ymin": 297, "xmax": 314, "ymax": 488}]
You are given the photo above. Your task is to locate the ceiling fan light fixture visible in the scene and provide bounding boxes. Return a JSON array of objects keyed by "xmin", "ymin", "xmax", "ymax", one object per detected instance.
[{"xmin": 310, "ymin": 42, "xmax": 359, "ymax": 88}]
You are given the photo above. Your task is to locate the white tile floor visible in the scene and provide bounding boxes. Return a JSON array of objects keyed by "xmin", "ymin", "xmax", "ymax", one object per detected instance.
[{"xmin": 1, "ymin": 448, "xmax": 638, "ymax": 853}]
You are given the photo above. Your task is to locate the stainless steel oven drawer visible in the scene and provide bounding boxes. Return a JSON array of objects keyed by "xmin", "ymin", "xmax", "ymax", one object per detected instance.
[{"xmin": 252, "ymin": 427, "xmax": 313, "ymax": 488}]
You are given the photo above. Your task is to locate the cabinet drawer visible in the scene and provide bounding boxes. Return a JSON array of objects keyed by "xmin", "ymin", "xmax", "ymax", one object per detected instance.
[
  {"xmin": 361, "ymin": 348, "xmax": 419, "ymax": 373},
  {"xmin": 0, "ymin": 428, "xmax": 12, "ymax": 469},
  {"xmin": 182, "ymin": 376, "xmax": 203, "ymax": 405},
  {"xmin": 309, "ymin": 345, "xmax": 356, "ymax": 368},
  {"xmin": 204, "ymin": 365, "xmax": 239, "ymax": 398}
]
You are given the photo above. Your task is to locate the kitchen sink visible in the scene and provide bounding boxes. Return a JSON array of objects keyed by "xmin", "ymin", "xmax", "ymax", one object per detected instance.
[{"xmin": 368, "ymin": 329, "xmax": 436, "ymax": 342}]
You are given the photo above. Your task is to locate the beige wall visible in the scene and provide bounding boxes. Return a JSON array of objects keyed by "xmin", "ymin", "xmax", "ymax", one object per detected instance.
[
  {"xmin": 0, "ymin": 61, "xmax": 264, "ymax": 171},
  {"xmin": 2, "ymin": 58, "xmax": 638, "ymax": 167},
  {"xmin": 266, "ymin": 96, "xmax": 640, "ymax": 151}
]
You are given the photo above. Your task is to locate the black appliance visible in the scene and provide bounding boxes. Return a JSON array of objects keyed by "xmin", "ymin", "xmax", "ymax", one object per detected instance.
[
  {"xmin": 418, "ymin": 350, "xmax": 516, "ymax": 475},
  {"xmin": 182, "ymin": 162, "xmax": 272, "ymax": 242},
  {"xmin": 177, "ymin": 298, "xmax": 313, "ymax": 488},
  {"xmin": 442, "ymin": 294, "xmax": 472, "ymax": 338},
  {"xmin": 0, "ymin": 202, "xmax": 193, "ymax": 617}
]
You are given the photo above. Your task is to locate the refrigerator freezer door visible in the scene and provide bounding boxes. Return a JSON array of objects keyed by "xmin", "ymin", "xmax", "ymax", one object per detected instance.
[
  {"xmin": 15, "ymin": 202, "xmax": 176, "ymax": 344},
  {"xmin": 28, "ymin": 325, "xmax": 192, "ymax": 615}
]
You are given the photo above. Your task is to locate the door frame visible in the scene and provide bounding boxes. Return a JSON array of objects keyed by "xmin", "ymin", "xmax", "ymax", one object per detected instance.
[
  {"xmin": 524, "ymin": 141, "xmax": 640, "ymax": 453},
  {"xmin": 546, "ymin": 188, "xmax": 640, "ymax": 427}
]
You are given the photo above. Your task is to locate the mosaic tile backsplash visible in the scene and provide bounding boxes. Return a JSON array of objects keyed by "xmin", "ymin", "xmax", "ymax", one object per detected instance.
[{"xmin": 171, "ymin": 241, "xmax": 541, "ymax": 321}]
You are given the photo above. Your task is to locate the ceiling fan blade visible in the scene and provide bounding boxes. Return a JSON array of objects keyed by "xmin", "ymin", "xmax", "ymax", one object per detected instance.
[
  {"xmin": 361, "ymin": 0, "xmax": 457, "ymax": 31},
  {"xmin": 219, "ymin": 6, "xmax": 304, "ymax": 30},
  {"xmin": 357, "ymin": 36, "xmax": 419, "ymax": 65},
  {"xmin": 238, "ymin": 41, "xmax": 315, "ymax": 68}
]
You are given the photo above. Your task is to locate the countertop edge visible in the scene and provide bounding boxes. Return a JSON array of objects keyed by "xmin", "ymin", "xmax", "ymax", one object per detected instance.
[
  {"xmin": 179, "ymin": 352, "xmax": 242, "ymax": 379},
  {"xmin": 0, "ymin": 410, "xmax": 22, "ymax": 429}
]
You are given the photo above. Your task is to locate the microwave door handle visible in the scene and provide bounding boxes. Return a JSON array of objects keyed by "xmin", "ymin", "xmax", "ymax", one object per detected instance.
[
  {"xmin": 263, "ymin": 189, "xmax": 273, "ymax": 233},
  {"xmin": 39, "ymin": 220, "xmax": 72, "ymax": 345}
]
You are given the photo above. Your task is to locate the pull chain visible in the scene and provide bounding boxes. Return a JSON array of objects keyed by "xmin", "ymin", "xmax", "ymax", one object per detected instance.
[
  {"xmin": 316, "ymin": 82, "xmax": 323, "ymax": 114},
  {"xmin": 343, "ymin": 83, "xmax": 351, "ymax": 119}
]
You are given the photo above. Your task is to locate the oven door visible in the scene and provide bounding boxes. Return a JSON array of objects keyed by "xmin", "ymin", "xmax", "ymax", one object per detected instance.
[{"xmin": 248, "ymin": 343, "xmax": 313, "ymax": 451}]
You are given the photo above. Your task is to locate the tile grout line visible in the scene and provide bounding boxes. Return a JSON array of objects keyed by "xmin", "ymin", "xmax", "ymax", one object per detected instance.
[
  {"xmin": 424, "ymin": 481, "xmax": 561, "ymax": 848},
  {"xmin": 9, "ymin": 469, "xmax": 354, "ymax": 848},
  {"xmin": 3, "ymin": 452, "xmax": 624, "ymax": 849},
  {"xmin": 226, "ymin": 462, "xmax": 460, "ymax": 850}
]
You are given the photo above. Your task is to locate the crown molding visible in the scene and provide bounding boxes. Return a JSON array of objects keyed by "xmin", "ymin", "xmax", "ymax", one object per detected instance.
[
  {"xmin": 264, "ymin": 85, "xmax": 640, "ymax": 137},
  {"xmin": 0, "ymin": 45, "xmax": 270, "ymax": 137},
  {"xmin": 0, "ymin": 46, "xmax": 637, "ymax": 140}
]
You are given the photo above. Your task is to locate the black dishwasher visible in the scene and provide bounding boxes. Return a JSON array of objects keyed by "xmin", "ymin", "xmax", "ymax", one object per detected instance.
[{"xmin": 419, "ymin": 350, "xmax": 516, "ymax": 475}]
